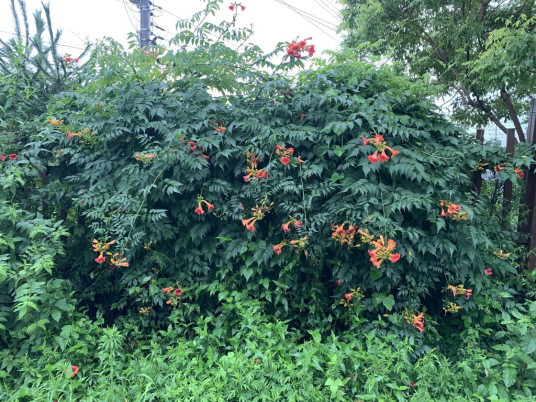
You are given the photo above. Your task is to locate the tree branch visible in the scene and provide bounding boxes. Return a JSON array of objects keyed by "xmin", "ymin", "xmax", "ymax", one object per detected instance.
[{"xmin": 501, "ymin": 86, "xmax": 526, "ymax": 142}]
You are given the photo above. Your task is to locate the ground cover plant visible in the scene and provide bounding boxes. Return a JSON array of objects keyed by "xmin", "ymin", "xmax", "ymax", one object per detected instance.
[{"xmin": 1, "ymin": 0, "xmax": 536, "ymax": 400}]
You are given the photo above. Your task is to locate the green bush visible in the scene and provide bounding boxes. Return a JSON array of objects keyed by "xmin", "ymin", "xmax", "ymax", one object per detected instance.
[{"xmin": 1, "ymin": 1, "xmax": 536, "ymax": 400}]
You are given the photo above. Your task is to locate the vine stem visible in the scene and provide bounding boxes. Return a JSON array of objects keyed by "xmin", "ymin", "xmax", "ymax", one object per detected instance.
[
  {"xmin": 300, "ymin": 162, "xmax": 307, "ymax": 228},
  {"xmin": 126, "ymin": 161, "xmax": 171, "ymax": 245},
  {"xmin": 378, "ymin": 174, "xmax": 387, "ymax": 239}
]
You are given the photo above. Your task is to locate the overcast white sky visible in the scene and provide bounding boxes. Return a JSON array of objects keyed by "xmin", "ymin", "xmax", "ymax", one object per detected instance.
[{"xmin": 0, "ymin": 0, "xmax": 343, "ymax": 59}]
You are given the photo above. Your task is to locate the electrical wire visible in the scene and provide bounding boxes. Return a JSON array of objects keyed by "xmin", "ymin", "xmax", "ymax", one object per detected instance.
[
  {"xmin": 314, "ymin": 0, "xmax": 341, "ymax": 21},
  {"xmin": 275, "ymin": 0, "xmax": 339, "ymax": 30},
  {"xmin": 121, "ymin": 0, "xmax": 139, "ymax": 33},
  {"xmin": 319, "ymin": 0, "xmax": 341, "ymax": 18},
  {"xmin": 272, "ymin": 0, "xmax": 340, "ymax": 42},
  {"xmin": 273, "ymin": 0, "xmax": 339, "ymax": 30},
  {"xmin": 0, "ymin": 29, "xmax": 87, "ymax": 50}
]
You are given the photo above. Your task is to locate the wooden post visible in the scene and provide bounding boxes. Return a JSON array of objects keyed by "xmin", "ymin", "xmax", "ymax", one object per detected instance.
[
  {"xmin": 523, "ymin": 99, "xmax": 536, "ymax": 271},
  {"xmin": 473, "ymin": 129, "xmax": 485, "ymax": 196},
  {"xmin": 503, "ymin": 129, "xmax": 516, "ymax": 221}
]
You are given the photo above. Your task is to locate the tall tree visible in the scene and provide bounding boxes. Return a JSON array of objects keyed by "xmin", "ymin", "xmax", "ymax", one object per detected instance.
[{"xmin": 339, "ymin": 0, "xmax": 536, "ymax": 142}]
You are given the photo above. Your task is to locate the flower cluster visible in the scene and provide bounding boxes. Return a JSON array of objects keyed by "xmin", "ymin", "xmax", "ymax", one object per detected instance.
[
  {"xmin": 243, "ymin": 152, "xmax": 269, "ymax": 183},
  {"xmin": 492, "ymin": 249, "xmax": 510, "ymax": 259},
  {"xmin": 139, "ymin": 307, "xmax": 151, "ymax": 315},
  {"xmin": 48, "ymin": 119, "xmax": 64, "ymax": 126},
  {"xmin": 242, "ymin": 199, "xmax": 273, "ymax": 232},
  {"xmin": 361, "ymin": 134, "xmax": 399, "ymax": 164},
  {"xmin": 471, "ymin": 159, "xmax": 489, "ymax": 171},
  {"xmin": 439, "ymin": 201, "xmax": 467, "ymax": 221},
  {"xmin": 212, "ymin": 120, "xmax": 227, "ymax": 133},
  {"xmin": 135, "ymin": 153, "xmax": 155, "ymax": 163},
  {"xmin": 229, "ymin": 3, "xmax": 245, "ymax": 11},
  {"xmin": 66, "ymin": 128, "xmax": 97, "ymax": 145},
  {"xmin": 331, "ymin": 223, "xmax": 358, "ymax": 247},
  {"xmin": 369, "ymin": 235, "xmax": 401, "ymax": 269},
  {"xmin": 64, "ymin": 54, "xmax": 79, "ymax": 64},
  {"xmin": 485, "ymin": 268, "xmax": 493, "ymax": 275},
  {"xmin": 0, "ymin": 154, "xmax": 17, "ymax": 162},
  {"xmin": 194, "ymin": 195, "xmax": 214, "ymax": 215},
  {"xmin": 447, "ymin": 284, "xmax": 472, "ymax": 300},
  {"xmin": 180, "ymin": 137, "xmax": 210, "ymax": 160},
  {"xmin": 515, "ymin": 168, "xmax": 524, "ymax": 179},
  {"xmin": 281, "ymin": 217, "xmax": 303, "ymax": 233},
  {"xmin": 162, "ymin": 285, "xmax": 184, "ymax": 306},
  {"xmin": 443, "ymin": 302, "xmax": 461, "ymax": 314},
  {"xmin": 275, "ymin": 145, "xmax": 298, "ymax": 166},
  {"xmin": 404, "ymin": 309, "xmax": 425, "ymax": 333},
  {"xmin": 92, "ymin": 239, "xmax": 129, "ymax": 269},
  {"xmin": 340, "ymin": 287, "xmax": 364, "ymax": 307},
  {"xmin": 286, "ymin": 37, "xmax": 315, "ymax": 58},
  {"xmin": 273, "ymin": 236, "xmax": 308, "ymax": 256},
  {"xmin": 330, "ymin": 226, "xmax": 399, "ymax": 268}
]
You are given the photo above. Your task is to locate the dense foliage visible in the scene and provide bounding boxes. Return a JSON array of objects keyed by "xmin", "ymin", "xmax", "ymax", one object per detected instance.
[
  {"xmin": 1, "ymin": 1, "xmax": 536, "ymax": 400},
  {"xmin": 339, "ymin": 0, "xmax": 536, "ymax": 142}
]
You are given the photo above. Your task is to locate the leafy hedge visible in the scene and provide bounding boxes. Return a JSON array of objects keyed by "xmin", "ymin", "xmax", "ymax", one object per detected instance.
[{"xmin": 1, "ymin": 1, "xmax": 536, "ymax": 399}]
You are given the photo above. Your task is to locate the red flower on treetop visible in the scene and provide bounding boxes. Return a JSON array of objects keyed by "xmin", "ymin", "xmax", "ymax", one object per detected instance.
[
  {"xmin": 162, "ymin": 287, "xmax": 173, "ymax": 294},
  {"xmin": 0, "ymin": 155, "xmax": 4, "ymax": 162},
  {"xmin": 515, "ymin": 168, "xmax": 524, "ymax": 179},
  {"xmin": 273, "ymin": 244, "xmax": 283, "ymax": 255},
  {"xmin": 95, "ymin": 253, "xmax": 106, "ymax": 264},
  {"xmin": 286, "ymin": 37, "xmax": 314, "ymax": 58},
  {"xmin": 174, "ymin": 288, "xmax": 183, "ymax": 296},
  {"xmin": 293, "ymin": 221, "xmax": 303, "ymax": 229},
  {"xmin": 344, "ymin": 293, "xmax": 352, "ymax": 302},
  {"xmin": 194, "ymin": 203, "xmax": 204, "ymax": 215},
  {"xmin": 229, "ymin": 4, "xmax": 234, "ymax": 10},
  {"xmin": 485, "ymin": 268, "xmax": 493, "ymax": 275},
  {"xmin": 280, "ymin": 156, "xmax": 290, "ymax": 166},
  {"xmin": 8, "ymin": 154, "xmax": 17, "ymax": 160},
  {"xmin": 281, "ymin": 222, "xmax": 291, "ymax": 233}
]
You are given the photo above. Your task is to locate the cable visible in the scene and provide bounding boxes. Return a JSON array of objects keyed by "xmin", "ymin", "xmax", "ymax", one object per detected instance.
[
  {"xmin": 0, "ymin": 29, "xmax": 87, "ymax": 50},
  {"xmin": 273, "ymin": 0, "xmax": 338, "ymax": 31},
  {"xmin": 272, "ymin": 0, "xmax": 340, "ymax": 42},
  {"xmin": 319, "ymin": 0, "xmax": 341, "ymax": 18},
  {"xmin": 314, "ymin": 0, "xmax": 341, "ymax": 21},
  {"xmin": 121, "ymin": 0, "xmax": 139, "ymax": 33}
]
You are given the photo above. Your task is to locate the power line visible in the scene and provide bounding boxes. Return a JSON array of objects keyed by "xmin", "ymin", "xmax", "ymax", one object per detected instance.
[
  {"xmin": 272, "ymin": 0, "xmax": 340, "ymax": 42},
  {"xmin": 121, "ymin": 0, "xmax": 139, "ymax": 33},
  {"xmin": 0, "ymin": 29, "xmax": 87, "ymax": 51},
  {"xmin": 275, "ymin": 0, "xmax": 339, "ymax": 29},
  {"xmin": 314, "ymin": 0, "xmax": 341, "ymax": 21},
  {"xmin": 319, "ymin": 0, "xmax": 341, "ymax": 18}
]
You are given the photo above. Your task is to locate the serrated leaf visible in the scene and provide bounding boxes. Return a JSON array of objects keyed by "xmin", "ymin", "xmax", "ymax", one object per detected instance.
[{"xmin": 502, "ymin": 367, "xmax": 516, "ymax": 388}]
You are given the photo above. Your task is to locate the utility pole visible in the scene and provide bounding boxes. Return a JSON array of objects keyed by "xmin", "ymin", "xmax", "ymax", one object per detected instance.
[{"xmin": 140, "ymin": 0, "xmax": 151, "ymax": 49}]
